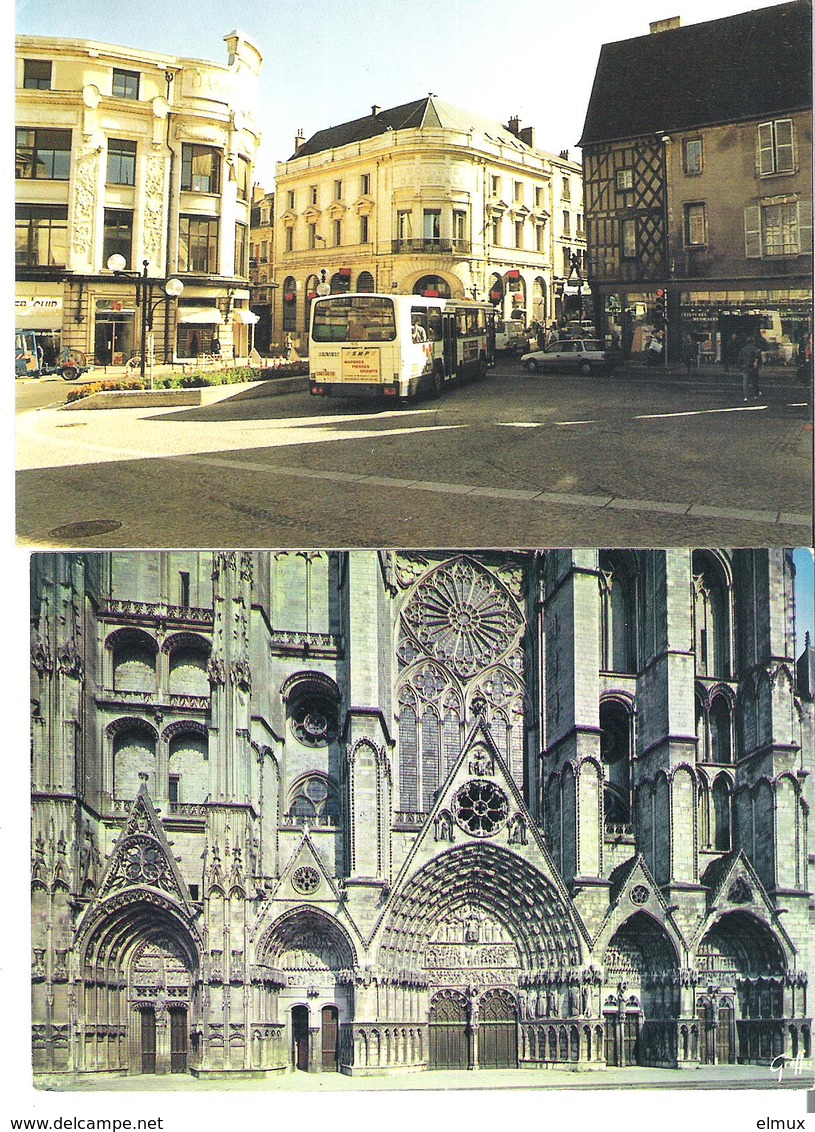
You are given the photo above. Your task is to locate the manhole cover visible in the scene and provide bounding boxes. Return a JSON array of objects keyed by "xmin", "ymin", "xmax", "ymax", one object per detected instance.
[{"xmin": 48, "ymin": 519, "xmax": 123, "ymax": 540}]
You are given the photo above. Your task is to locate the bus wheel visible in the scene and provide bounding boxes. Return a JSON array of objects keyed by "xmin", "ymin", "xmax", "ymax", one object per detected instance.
[{"xmin": 430, "ymin": 366, "xmax": 444, "ymax": 399}]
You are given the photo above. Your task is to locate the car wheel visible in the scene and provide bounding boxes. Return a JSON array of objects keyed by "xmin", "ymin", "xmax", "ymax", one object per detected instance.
[
  {"xmin": 579, "ymin": 362, "xmax": 592, "ymax": 375},
  {"xmin": 524, "ymin": 358, "xmax": 540, "ymax": 373}
]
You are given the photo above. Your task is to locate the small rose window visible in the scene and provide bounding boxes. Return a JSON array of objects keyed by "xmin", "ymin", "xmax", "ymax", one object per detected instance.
[{"xmin": 452, "ymin": 779, "xmax": 509, "ymax": 838}]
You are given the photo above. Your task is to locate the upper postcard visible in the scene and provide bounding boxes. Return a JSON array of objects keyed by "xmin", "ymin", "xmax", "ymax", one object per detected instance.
[{"xmin": 15, "ymin": 0, "xmax": 813, "ymax": 549}]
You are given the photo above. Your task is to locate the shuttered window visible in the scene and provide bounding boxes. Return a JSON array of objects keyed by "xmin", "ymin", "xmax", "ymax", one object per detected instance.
[{"xmin": 758, "ymin": 119, "xmax": 795, "ymax": 175}]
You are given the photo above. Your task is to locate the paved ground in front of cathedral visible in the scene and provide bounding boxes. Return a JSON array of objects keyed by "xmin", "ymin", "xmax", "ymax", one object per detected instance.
[{"xmin": 16, "ymin": 360, "xmax": 812, "ymax": 548}]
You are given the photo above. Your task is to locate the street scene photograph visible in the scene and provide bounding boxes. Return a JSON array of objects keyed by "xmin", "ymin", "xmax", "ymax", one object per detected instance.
[{"xmin": 14, "ymin": 0, "xmax": 813, "ymax": 548}]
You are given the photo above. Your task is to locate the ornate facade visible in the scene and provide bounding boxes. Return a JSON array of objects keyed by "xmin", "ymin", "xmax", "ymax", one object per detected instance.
[
  {"xmin": 30, "ymin": 550, "xmax": 814, "ymax": 1079},
  {"xmin": 15, "ymin": 33, "xmax": 262, "ymax": 366}
]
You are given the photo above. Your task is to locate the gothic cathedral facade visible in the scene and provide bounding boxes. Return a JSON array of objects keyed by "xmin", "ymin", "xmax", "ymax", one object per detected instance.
[{"xmin": 30, "ymin": 550, "xmax": 814, "ymax": 1078}]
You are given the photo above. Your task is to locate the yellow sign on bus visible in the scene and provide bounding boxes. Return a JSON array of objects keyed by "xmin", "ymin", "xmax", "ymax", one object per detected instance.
[{"xmin": 341, "ymin": 347, "xmax": 381, "ymax": 383}]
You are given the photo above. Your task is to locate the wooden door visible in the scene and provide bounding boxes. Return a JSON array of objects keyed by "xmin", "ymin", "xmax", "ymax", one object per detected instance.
[
  {"xmin": 321, "ymin": 1005, "xmax": 339, "ymax": 1072},
  {"xmin": 140, "ymin": 1009, "xmax": 156, "ymax": 1074},
  {"xmin": 429, "ymin": 993, "xmax": 468, "ymax": 1070},
  {"xmin": 718, "ymin": 1003, "xmax": 734, "ymax": 1065},
  {"xmin": 478, "ymin": 992, "xmax": 518, "ymax": 1069},
  {"xmin": 292, "ymin": 1006, "xmax": 309, "ymax": 1071},
  {"xmin": 604, "ymin": 1016, "xmax": 620, "ymax": 1066},
  {"xmin": 698, "ymin": 1003, "xmax": 711, "ymax": 1064},
  {"xmin": 169, "ymin": 1008, "xmax": 187, "ymax": 1073},
  {"xmin": 622, "ymin": 1013, "xmax": 640, "ymax": 1066}
]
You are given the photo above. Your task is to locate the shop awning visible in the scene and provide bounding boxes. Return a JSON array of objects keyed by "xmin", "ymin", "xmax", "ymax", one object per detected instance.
[
  {"xmin": 177, "ymin": 307, "xmax": 223, "ymax": 325},
  {"xmin": 232, "ymin": 308, "xmax": 259, "ymax": 324}
]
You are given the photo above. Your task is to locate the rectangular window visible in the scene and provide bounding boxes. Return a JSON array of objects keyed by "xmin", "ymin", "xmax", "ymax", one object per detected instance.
[
  {"xmin": 236, "ymin": 156, "xmax": 250, "ymax": 200},
  {"xmin": 762, "ymin": 201, "xmax": 800, "ymax": 256},
  {"xmin": 514, "ymin": 180, "xmax": 523, "ymax": 203},
  {"xmin": 24, "ymin": 60, "xmax": 52, "ymax": 89},
  {"xmin": 112, "ymin": 68, "xmax": 139, "ymax": 100},
  {"xmin": 234, "ymin": 221, "xmax": 248, "ymax": 275},
  {"xmin": 576, "ymin": 213, "xmax": 584, "ymax": 238},
  {"xmin": 106, "ymin": 138, "xmax": 137, "ymax": 186},
  {"xmin": 359, "ymin": 214, "xmax": 369, "ymax": 243},
  {"xmin": 453, "ymin": 210, "xmax": 466, "ymax": 245},
  {"xmin": 334, "ymin": 179, "xmax": 342, "ymax": 200},
  {"xmin": 684, "ymin": 138, "xmax": 703, "ymax": 175},
  {"xmin": 260, "ymin": 240, "xmax": 269, "ymax": 262},
  {"xmin": 562, "ymin": 175, "xmax": 571, "ymax": 200},
  {"xmin": 15, "ymin": 128, "xmax": 71, "ymax": 180},
  {"xmin": 285, "ymin": 226, "xmax": 293, "ymax": 252},
  {"xmin": 616, "ymin": 168, "xmax": 633, "ymax": 191},
  {"xmin": 423, "ymin": 209, "xmax": 441, "ymax": 242},
  {"xmin": 535, "ymin": 186, "xmax": 544, "ymax": 208},
  {"xmin": 758, "ymin": 119, "xmax": 794, "ymax": 175},
  {"xmin": 562, "ymin": 210, "xmax": 570, "ymax": 235},
  {"xmin": 360, "ymin": 172, "xmax": 371, "ymax": 195},
  {"xmin": 287, "ymin": 190, "xmax": 295, "ymax": 210},
  {"xmin": 168, "ymin": 775, "xmax": 180, "ymax": 804},
  {"xmin": 684, "ymin": 202, "xmax": 707, "ymax": 246},
  {"xmin": 308, "ymin": 225, "xmax": 318, "ymax": 250},
  {"xmin": 397, "ymin": 210, "xmax": 412, "ymax": 240},
  {"xmin": 491, "ymin": 175, "xmax": 500, "ymax": 196},
  {"xmin": 333, "ymin": 218, "xmax": 342, "ymax": 246},
  {"xmin": 103, "ymin": 208, "xmax": 134, "ymax": 267},
  {"xmin": 621, "ymin": 218, "xmax": 637, "ymax": 258},
  {"xmin": 178, "ymin": 215, "xmax": 219, "ymax": 273},
  {"xmin": 15, "ymin": 205, "xmax": 68, "ymax": 267},
  {"xmin": 181, "ymin": 144, "xmax": 221, "ymax": 194},
  {"xmin": 536, "ymin": 223, "xmax": 545, "ymax": 252},
  {"xmin": 309, "ymin": 184, "xmax": 318, "ymax": 205},
  {"xmin": 311, "ymin": 295, "xmax": 396, "ymax": 343},
  {"xmin": 562, "ymin": 247, "xmax": 572, "ymax": 274},
  {"xmin": 179, "ymin": 571, "xmax": 190, "ymax": 607},
  {"xmin": 514, "ymin": 219, "xmax": 523, "ymax": 249},
  {"xmin": 491, "ymin": 217, "xmax": 501, "ymax": 246}
]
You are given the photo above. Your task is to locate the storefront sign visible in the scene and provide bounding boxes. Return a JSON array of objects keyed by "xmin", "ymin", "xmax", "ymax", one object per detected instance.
[{"xmin": 16, "ymin": 297, "xmax": 62, "ymax": 314}]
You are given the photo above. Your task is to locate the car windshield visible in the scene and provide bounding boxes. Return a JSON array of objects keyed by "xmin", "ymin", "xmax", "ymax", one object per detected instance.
[{"xmin": 582, "ymin": 341, "xmax": 602, "ymax": 350}]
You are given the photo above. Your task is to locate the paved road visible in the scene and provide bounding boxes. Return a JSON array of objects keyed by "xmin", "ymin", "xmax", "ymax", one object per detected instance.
[{"xmin": 16, "ymin": 363, "xmax": 813, "ymax": 548}]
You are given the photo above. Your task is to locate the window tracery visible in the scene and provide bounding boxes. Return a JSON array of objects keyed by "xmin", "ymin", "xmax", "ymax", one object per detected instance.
[{"xmin": 285, "ymin": 773, "xmax": 341, "ymax": 827}]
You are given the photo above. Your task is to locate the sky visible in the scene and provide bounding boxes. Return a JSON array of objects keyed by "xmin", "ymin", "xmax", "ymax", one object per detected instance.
[{"xmin": 14, "ymin": 0, "xmax": 795, "ymax": 186}]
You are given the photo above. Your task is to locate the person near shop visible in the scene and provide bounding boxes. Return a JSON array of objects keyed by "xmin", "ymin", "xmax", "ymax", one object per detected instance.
[{"xmin": 738, "ymin": 336, "xmax": 763, "ymax": 400}]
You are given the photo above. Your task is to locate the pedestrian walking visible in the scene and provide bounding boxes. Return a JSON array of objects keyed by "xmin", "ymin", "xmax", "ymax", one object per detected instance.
[
  {"xmin": 682, "ymin": 333, "xmax": 698, "ymax": 374},
  {"xmin": 738, "ymin": 337, "xmax": 763, "ymax": 400}
]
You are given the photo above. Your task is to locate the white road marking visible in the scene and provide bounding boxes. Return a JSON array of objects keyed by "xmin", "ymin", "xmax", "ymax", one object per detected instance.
[{"xmin": 634, "ymin": 405, "xmax": 767, "ymax": 420}]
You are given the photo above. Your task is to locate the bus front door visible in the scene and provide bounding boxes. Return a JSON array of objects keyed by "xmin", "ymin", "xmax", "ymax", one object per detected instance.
[{"xmin": 442, "ymin": 312, "xmax": 457, "ymax": 378}]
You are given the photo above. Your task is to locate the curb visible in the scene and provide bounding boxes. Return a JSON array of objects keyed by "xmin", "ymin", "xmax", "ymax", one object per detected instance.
[{"xmin": 60, "ymin": 376, "xmax": 309, "ymax": 410}]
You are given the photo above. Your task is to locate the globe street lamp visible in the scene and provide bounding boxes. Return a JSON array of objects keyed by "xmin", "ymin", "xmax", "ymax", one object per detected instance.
[{"xmin": 106, "ymin": 255, "xmax": 184, "ymax": 380}]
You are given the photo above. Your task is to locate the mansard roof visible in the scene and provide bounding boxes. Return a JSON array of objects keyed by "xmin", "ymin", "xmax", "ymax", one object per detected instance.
[
  {"xmin": 289, "ymin": 96, "xmax": 537, "ymax": 159},
  {"xmin": 579, "ymin": 0, "xmax": 812, "ymax": 146}
]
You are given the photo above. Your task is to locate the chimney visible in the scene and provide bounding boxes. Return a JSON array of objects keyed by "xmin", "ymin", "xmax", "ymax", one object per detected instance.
[
  {"xmin": 650, "ymin": 16, "xmax": 681, "ymax": 33},
  {"xmin": 559, "ymin": 149, "xmax": 570, "ymax": 161},
  {"xmin": 507, "ymin": 115, "xmax": 521, "ymax": 136},
  {"xmin": 371, "ymin": 104, "xmax": 380, "ymax": 117},
  {"xmin": 294, "ymin": 129, "xmax": 306, "ymax": 154},
  {"xmin": 519, "ymin": 125, "xmax": 535, "ymax": 148}
]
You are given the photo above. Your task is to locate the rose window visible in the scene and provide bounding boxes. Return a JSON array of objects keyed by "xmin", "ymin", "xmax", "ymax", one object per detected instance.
[
  {"xmin": 452, "ymin": 779, "xmax": 509, "ymax": 837},
  {"xmin": 402, "ymin": 559, "xmax": 521, "ymax": 680},
  {"xmin": 629, "ymin": 884, "xmax": 650, "ymax": 906},
  {"xmin": 123, "ymin": 840, "xmax": 166, "ymax": 886},
  {"xmin": 290, "ymin": 697, "xmax": 337, "ymax": 747},
  {"xmin": 292, "ymin": 866, "xmax": 320, "ymax": 895}
]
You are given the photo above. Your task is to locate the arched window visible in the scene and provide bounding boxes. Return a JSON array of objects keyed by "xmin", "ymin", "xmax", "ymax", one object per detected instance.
[
  {"xmin": 600, "ymin": 699, "xmax": 632, "ymax": 828},
  {"xmin": 282, "ymin": 276, "xmax": 297, "ymax": 332},
  {"xmin": 709, "ymin": 695, "xmax": 733, "ymax": 763},
  {"xmin": 357, "ymin": 271, "xmax": 375, "ymax": 293},
  {"xmin": 413, "ymin": 275, "xmax": 451, "ymax": 298},
  {"xmin": 285, "ymin": 773, "xmax": 341, "ymax": 827},
  {"xmin": 110, "ymin": 629, "xmax": 157, "ymax": 692},
  {"xmin": 167, "ymin": 638, "xmax": 210, "ymax": 697},
  {"xmin": 113, "ymin": 723, "xmax": 157, "ymax": 800},
  {"xmin": 168, "ymin": 730, "xmax": 208, "ymax": 804},
  {"xmin": 712, "ymin": 774, "xmax": 732, "ymax": 850},
  {"xmin": 692, "ymin": 552, "xmax": 732, "ymax": 679},
  {"xmin": 304, "ymin": 274, "xmax": 319, "ymax": 334},
  {"xmin": 599, "ymin": 551, "xmax": 639, "ymax": 674}
]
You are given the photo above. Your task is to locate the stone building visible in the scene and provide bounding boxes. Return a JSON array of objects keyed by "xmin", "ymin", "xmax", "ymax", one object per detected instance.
[
  {"xmin": 15, "ymin": 32, "xmax": 262, "ymax": 367},
  {"xmin": 271, "ymin": 98, "xmax": 586, "ymax": 348},
  {"xmin": 578, "ymin": 0, "xmax": 812, "ymax": 363},
  {"xmin": 248, "ymin": 187, "xmax": 275, "ymax": 354},
  {"xmin": 30, "ymin": 550, "xmax": 813, "ymax": 1079}
]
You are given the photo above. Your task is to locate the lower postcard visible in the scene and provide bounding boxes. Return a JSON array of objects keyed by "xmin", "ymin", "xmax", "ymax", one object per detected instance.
[{"xmin": 27, "ymin": 548, "xmax": 815, "ymax": 1093}]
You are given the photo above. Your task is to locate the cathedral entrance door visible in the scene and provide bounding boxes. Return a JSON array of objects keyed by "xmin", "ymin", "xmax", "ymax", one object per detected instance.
[
  {"xmin": 478, "ymin": 990, "xmax": 518, "ymax": 1069},
  {"xmin": 429, "ymin": 992, "xmax": 468, "ymax": 1070},
  {"xmin": 169, "ymin": 1008, "xmax": 187, "ymax": 1073},
  {"xmin": 321, "ymin": 1005, "xmax": 339, "ymax": 1071},
  {"xmin": 292, "ymin": 1006, "xmax": 310, "ymax": 1071},
  {"xmin": 718, "ymin": 1003, "xmax": 734, "ymax": 1065},
  {"xmin": 622, "ymin": 1014, "xmax": 640, "ymax": 1066},
  {"xmin": 140, "ymin": 1009, "xmax": 156, "ymax": 1074}
]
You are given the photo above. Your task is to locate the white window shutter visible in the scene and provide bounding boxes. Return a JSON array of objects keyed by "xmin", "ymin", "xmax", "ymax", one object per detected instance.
[
  {"xmin": 775, "ymin": 119, "xmax": 795, "ymax": 173},
  {"xmin": 798, "ymin": 201, "xmax": 812, "ymax": 255},
  {"xmin": 744, "ymin": 206, "xmax": 762, "ymax": 258},
  {"xmin": 758, "ymin": 122, "xmax": 774, "ymax": 175}
]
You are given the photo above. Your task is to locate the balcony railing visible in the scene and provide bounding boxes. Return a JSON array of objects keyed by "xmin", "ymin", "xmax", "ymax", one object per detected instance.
[{"xmin": 391, "ymin": 238, "xmax": 471, "ymax": 256}]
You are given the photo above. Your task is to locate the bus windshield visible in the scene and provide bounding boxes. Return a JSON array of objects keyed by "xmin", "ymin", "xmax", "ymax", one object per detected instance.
[{"xmin": 312, "ymin": 295, "xmax": 397, "ymax": 343}]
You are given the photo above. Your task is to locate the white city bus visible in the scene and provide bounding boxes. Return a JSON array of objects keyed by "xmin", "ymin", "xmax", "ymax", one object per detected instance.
[{"xmin": 308, "ymin": 292, "xmax": 495, "ymax": 401}]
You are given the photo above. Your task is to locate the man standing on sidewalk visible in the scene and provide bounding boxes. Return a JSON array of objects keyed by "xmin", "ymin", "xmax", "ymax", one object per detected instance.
[{"xmin": 738, "ymin": 336, "xmax": 763, "ymax": 400}]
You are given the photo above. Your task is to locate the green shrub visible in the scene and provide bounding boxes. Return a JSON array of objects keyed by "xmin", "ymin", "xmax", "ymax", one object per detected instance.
[{"xmin": 64, "ymin": 363, "xmax": 308, "ymax": 402}]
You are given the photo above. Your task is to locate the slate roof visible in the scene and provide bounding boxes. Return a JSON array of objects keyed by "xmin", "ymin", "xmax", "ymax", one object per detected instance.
[
  {"xmin": 579, "ymin": 0, "xmax": 812, "ymax": 146},
  {"xmin": 289, "ymin": 96, "xmax": 537, "ymax": 160}
]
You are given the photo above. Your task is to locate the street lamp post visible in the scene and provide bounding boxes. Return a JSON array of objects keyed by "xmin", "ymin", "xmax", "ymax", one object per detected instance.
[{"xmin": 106, "ymin": 255, "xmax": 184, "ymax": 382}]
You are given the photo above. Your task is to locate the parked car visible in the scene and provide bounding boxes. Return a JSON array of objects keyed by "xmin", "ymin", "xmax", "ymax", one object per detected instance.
[{"xmin": 520, "ymin": 338, "xmax": 618, "ymax": 375}]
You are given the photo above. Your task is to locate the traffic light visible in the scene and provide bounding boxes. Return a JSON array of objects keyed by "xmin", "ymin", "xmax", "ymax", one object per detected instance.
[{"xmin": 654, "ymin": 288, "xmax": 666, "ymax": 326}]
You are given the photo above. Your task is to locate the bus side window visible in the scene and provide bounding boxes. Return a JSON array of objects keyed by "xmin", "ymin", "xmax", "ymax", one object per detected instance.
[
  {"xmin": 427, "ymin": 309, "xmax": 443, "ymax": 342},
  {"xmin": 410, "ymin": 308, "xmax": 428, "ymax": 343}
]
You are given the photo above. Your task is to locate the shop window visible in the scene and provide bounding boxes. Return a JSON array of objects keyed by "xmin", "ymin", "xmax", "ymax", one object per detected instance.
[
  {"xmin": 107, "ymin": 138, "xmax": 137, "ymax": 186},
  {"xmin": 112, "ymin": 68, "xmax": 140, "ymax": 100},
  {"xmin": 15, "ymin": 205, "xmax": 68, "ymax": 267},
  {"xmin": 23, "ymin": 60, "xmax": 52, "ymax": 89},
  {"xmin": 181, "ymin": 144, "xmax": 221, "ymax": 194},
  {"xmin": 15, "ymin": 128, "xmax": 71, "ymax": 180}
]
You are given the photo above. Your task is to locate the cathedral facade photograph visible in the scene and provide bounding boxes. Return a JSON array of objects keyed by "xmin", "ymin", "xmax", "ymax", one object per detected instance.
[{"xmin": 30, "ymin": 549, "xmax": 814, "ymax": 1083}]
